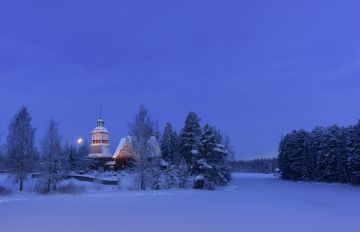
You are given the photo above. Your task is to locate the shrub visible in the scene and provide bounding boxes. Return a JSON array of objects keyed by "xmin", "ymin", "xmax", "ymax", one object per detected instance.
[
  {"xmin": 0, "ymin": 186, "xmax": 12, "ymax": 196},
  {"xmin": 193, "ymin": 175, "xmax": 205, "ymax": 189},
  {"xmin": 57, "ymin": 182, "xmax": 85, "ymax": 194}
]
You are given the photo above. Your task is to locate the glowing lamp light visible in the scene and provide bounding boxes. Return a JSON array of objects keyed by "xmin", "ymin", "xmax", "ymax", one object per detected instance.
[{"xmin": 76, "ymin": 138, "xmax": 84, "ymax": 145}]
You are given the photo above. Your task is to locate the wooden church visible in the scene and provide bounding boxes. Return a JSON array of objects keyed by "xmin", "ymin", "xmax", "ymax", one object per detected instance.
[{"xmin": 88, "ymin": 115, "xmax": 161, "ymax": 171}]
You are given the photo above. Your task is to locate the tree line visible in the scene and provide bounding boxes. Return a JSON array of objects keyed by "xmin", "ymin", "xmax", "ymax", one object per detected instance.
[
  {"xmin": 0, "ymin": 106, "xmax": 234, "ymax": 192},
  {"xmin": 278, "ymin": 122, "xmax": 360, "ymax": 184},
  {"xmin": 231, "ymin": 158, "xmax": 278, "ymax": 174}
]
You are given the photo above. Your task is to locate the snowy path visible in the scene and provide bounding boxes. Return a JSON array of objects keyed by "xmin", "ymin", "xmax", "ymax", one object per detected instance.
[{"xmin": 0, "ymin": 173, "xmax": 359, "ymax": 232}]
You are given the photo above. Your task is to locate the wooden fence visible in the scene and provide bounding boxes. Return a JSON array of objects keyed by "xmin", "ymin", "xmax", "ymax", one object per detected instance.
[{"xmin": 31, "ymin": 173, "xmax": 119, "ymax": 186}]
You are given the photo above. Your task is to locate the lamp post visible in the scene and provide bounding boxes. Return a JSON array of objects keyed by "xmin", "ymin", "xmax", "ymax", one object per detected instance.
[{"xmin": 76, "ymin": 137, "xmax": 84, "ymax": 145}]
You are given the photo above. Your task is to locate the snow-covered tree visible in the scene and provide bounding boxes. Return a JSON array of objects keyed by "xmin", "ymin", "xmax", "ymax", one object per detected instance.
[
  {"xmin": 160, "ymin": 123, "xmax": 178, "ymax": 164},
  {"xmin": 0, "ymin": 143, "xmax": 4, "ymax": 172},
  {"xmin": 5, "ymin": 107, "xmax": 38, "ymax": 191},
  {"xmin": 278, "ymin": 135, "xmax": 289, "ymax": 179},
  {"xmin": 176, "ymin": 157, "xmax": 189, "ymax": 188},
  {"xmin": 223, "ymin": 134, "xmax": 236, "ymax": 161},
  {"xmin": 129, "ymin": 105, "xmax": 160, "ymax": 190},
  {"xmin": 179, "ymin": 112, "xmax": 201, "ymax": 169},
  {"xmin": 129, "ymin": 106, "xmax": 159, "ymax": 158},
  {"xmin": 293, "ymin": 130, "xmax": 310, "ymax": 180},
  {"xmin": 40, "ymin": 120, "xmax": 64, "ymax": 193},
  {"xmin": 213, "ymin": 127, "xmax": 236, "ymax": 162},
  {"xmin": 307, "ymin": 127, "xmax": 325, "ymax": 181},
  {"xmin": 346, "ymin": 122, "xmax": 360, "ymax": 178},
  {"xmin": 334, "ymin": 126, "xmax": 349, "ymax": 183},
  {"xmin": 163, "ymin": 156, "xmax": 189, "ymax": 189},
  {"xmin": 64, "ymin": 143, "xmax": 77, "ymax": 172},
  {"xmin": 0, "ymin": 125, "xmax": 4, "ymax": 172},
  {"xmin": 63, "ymin": 140, "xmax": 92, "ymax": 173},
  {"xmin": 194, "ymin": 125, "xmax": 231, "ymax": 189},
  {"xmin": 164, "ymin": 164, "xmax": 178, "ymax": 189},
  {"xmin": 316, "ymin": 126, "xmax": 347, "ymax": 182},
  {"xmin": 76, "ymin": 140, "xmax": 93, "ymax": 171},
  {"xmin": 278, "ymin": 130, "xmax": 310, "ymax": 181}
]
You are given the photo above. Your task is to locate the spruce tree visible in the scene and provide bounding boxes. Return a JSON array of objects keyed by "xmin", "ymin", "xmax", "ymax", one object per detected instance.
[
  {"xmin": 160, "ymin": 123, "xmax": 178, "ymax": 163},
  {"xmin": 316, "ymin": 126, "xmax": 341, "ymax": 182},
  {"xmin": 179, "ymin": 112, "xmax": 201, "ymax": 169},
  {"xmin": 213, "ymin": 127, "xmax": 235, "ymax": 161},
  {"xmin": 223, "ymin": 134, "xmax": 236, "ymax": 161},
  {"xmin": 308, "ymin": 127, "xmax": 326, "ymax": 181},
  {"xmin": 64, "ymin": 143, "xmax": 77, "ymax": 172},
  {"xmin": 280, "ymin": 130, "xmax": 309, "ymax": 181},
  {"xmin": 6, "ymin": 107, "xmax": 37, "ymax": 191},
  {"xmin": 0, "ymin": 129, "xmax": 4, "ymax": 172},
  {"xmin": 0, "ymin": 125, "xmax": 3, "ymax": 172},
  {"xmin": 77, "ymin": 140, "xmax": 93, "ymax": 171},
  {"xmin": 0, "ymin": 143, "xmax": 3, "ymax": 172},
  {"xmin": 346, "ymin": 122, "xmax": 360, "ymax": 178},
  {"xmin": 176, "ymin": 157, "xmax": 189, "ymax": 188},
  {"xmin": 194, "ymin": 125, "xmax": 231, "ymax": 189},
  {"xmin": 278, "ymin": 135, "xmax": 290, "ymax": 179},
  {"xmin": 335, "ymin": 126, "xmax": 349, "ymax": 183},
  {"xmin": 295, "ymin": 130, "xmax": 310, "ymax": 180}
]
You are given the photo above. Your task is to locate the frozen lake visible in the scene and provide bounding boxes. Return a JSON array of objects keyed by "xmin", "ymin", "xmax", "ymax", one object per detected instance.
[{"xmin": 0, "ymin": 173, "xmax": 359, "ymax": 232}]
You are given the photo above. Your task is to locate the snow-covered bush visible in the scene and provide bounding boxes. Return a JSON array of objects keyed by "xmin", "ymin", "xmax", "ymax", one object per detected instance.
[
  {"xmin": 57, "ymin": 182, "xmax": 85, "ymax": 194},
  {"xmin": 34, "ymin": 179, "xmax": 85, "ymax": 195},
  {"xmin": 0, "ymin": 186, "xmax": 12, "ymax": 196},
  {"xmin": 164, "ymin": 165, "xmax": 179, "ymax": 189},
  {"xmin": 118, "ymin": 171, "xmax": 141, "ymax": 191},
  {"xmin": 193, "ymin": 175, "xmax": 205, "ymax": 189}
]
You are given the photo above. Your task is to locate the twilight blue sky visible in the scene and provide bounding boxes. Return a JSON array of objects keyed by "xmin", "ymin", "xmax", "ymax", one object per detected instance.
[{"xmin": 1, "ymin": 0, "xmax": 360, "ymax": 159}]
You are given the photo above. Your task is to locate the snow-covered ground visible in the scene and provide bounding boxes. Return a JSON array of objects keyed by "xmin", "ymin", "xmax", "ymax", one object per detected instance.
[{"xmin": 0, "ymin": 173, "xmax": 359, "ymax": 232}]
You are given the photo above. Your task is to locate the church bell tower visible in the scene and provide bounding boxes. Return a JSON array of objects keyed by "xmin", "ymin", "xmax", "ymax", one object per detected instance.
[{"xmin": 89, "ymin": 109, "xmax": 112, "ymax": 158}]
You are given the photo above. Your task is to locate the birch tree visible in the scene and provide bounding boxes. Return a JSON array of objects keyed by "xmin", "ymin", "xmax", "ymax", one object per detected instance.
[
  {"xmin": 129, "ymin": 105, "xmax": 159, "ymax": 190},
  {"xmin": 41, "ymin": 120, "xmax": 63, "ymax": 192},
  {"xmin": 6, "ymin": 107, "xmax": 37, "ymax": 191}
]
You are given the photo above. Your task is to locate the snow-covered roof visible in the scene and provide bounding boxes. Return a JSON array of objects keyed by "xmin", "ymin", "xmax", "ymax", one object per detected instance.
[
  {"xmin": 91, "ymin": 118, "xmax": 109, "ymax": 133},
  {"xmin": 92, "ymin": 126, "xmax": 109, "ymax": 134},
  {"xmin": 148, "ymin": 136, "xmax": 162, "ymax": 158},
  {"xmin": 105, "ymin": 161, "xmax": 116, "ymax": 166},
  {"xmin": 89, "ymin": 152, "xmax": 112, "ymax": 158},
  {"xmin": 113, "ymin": 136, "xmax": 132, "ymax": 159},
  {"xmin": 113, "ymin": 135, "xmax": 162, "ymax": 159}
]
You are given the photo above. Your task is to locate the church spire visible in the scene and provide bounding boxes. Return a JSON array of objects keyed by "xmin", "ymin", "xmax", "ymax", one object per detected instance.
[{"xmin": 97, "ymin": 105, "xmax": 105, "ymax": 127}]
